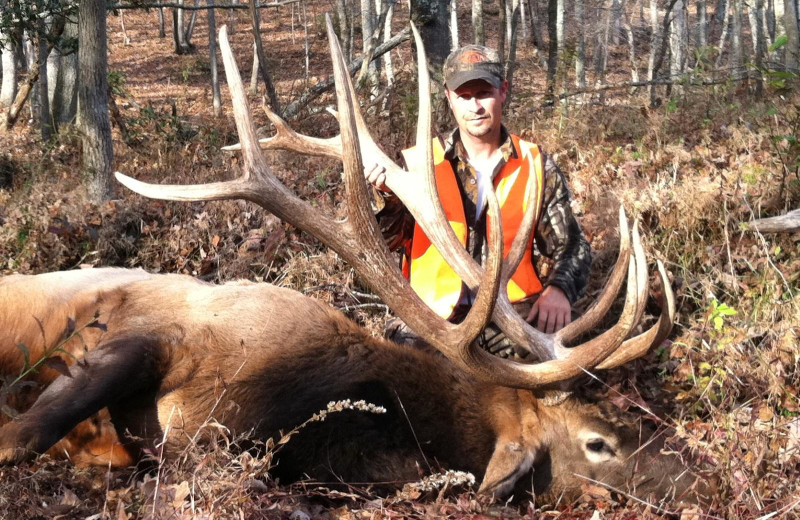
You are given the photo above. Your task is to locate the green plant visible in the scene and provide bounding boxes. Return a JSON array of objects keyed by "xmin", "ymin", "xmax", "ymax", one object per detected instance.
[{"xmin": 707, "ymin": 298, "xmax": 737, "ymax": 331}]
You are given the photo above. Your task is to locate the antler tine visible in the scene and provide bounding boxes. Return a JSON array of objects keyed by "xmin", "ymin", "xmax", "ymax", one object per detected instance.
[
  {"xmin": 597, "ymin": 259, "xmax": 675, "ymax": 370},
  {"xmin": 328, "ymin": 15, "xmax": 379, "ymax": 239},
  {"xmin": 558, "ymin": 207, "xmax": 631, "ymax": 344},
  {"xmin": 221, "ymin": 104, "xmax": 343, "ymax": 159},
  {"xmin": 552, "ymin": 220, "xmax": 647, "ymax": 364}
]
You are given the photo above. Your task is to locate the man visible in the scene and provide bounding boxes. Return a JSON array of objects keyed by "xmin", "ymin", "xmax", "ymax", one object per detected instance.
[{"xmin": 365, "ymin": 45, "xmax": 590, "ymax": 357}]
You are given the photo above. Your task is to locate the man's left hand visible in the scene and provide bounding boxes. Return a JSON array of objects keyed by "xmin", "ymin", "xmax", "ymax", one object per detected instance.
[{"xmin": 526, "ymin": 286, "xmax": 571, "ymax": 333}]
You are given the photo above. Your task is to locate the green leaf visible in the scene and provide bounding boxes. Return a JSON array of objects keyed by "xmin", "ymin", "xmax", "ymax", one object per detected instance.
[
  {"xmin": 15, "ymin": 343, "xmax": 30, "ymax": 370},
  {"xmin": 713, "ymin": 315, "xmax": 724, "ymax": 330},
  {"xmin": 765, "ymin": 70, "xmax": 797, "ymax": 79},
  {"xmin": 769, "ymin": 34, "xmax": 788, "ymax": 52}
]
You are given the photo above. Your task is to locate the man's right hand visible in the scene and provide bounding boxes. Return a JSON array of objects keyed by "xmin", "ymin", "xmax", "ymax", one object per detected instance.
[{"xmin": 364, "ymin": 163, "xmax": 390, "ymax": 192}]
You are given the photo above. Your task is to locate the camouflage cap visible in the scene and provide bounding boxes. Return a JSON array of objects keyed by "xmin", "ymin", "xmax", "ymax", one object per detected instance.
[{"xmin": 443, "ymin": 45, "xmax": 503, "ymax": 91}]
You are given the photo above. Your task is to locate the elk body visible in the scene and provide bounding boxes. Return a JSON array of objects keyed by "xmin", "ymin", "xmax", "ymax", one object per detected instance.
[
  {"xmin": 0, "ymin": 18, "xmax": 709, "ymax": 507},
  {"xmin": 1, "ymin": 268, "xmax": 697, "ymax": 503}
]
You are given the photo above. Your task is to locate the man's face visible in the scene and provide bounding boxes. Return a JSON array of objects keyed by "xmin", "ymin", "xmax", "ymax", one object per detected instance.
[{"xmin": 445, "ymin": 79, "xmax": 508, "ymax": 139}]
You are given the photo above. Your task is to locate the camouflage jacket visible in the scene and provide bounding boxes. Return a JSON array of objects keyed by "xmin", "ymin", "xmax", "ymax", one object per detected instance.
[{"xmin": 375, "ymin": 126, "xmax": 591, "ymax": 305}]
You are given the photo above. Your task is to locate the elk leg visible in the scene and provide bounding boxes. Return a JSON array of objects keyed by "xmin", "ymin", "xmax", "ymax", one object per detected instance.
[{"xmin": 0, "ymin": 336, "xmax": 164, "ymax": 464}]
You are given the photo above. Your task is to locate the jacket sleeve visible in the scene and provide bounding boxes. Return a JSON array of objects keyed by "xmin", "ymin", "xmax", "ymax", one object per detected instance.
[{"xmin": 533, "ymin": 153, "xmax": 592, "ymax": 304}]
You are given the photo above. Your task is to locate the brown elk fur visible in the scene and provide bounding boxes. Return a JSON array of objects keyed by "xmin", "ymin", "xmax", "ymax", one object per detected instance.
[{"xmin": 0, "ymin": 268, "xmax": 704, "ymax": 502}]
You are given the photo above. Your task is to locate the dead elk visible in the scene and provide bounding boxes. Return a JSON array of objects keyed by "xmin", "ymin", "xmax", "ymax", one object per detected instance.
[
  {"xmin": 1, "ymin": 267, "xmax": 705, "ymax": 505},
  {"xmin": 1, "ymin": 19, "xmax": 712, "ymax": 507}
]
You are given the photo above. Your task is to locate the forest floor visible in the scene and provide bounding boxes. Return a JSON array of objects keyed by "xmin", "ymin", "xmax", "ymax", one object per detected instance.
[{"xmin": 1, "ymin": 3, "xmax": 800, "ymax": 519}]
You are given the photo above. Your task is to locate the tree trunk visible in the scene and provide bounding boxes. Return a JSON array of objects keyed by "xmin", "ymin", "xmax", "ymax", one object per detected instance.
[
  {"xmin": 303, "ymin": 0, "xmax": 310, "ymax": 84},
  {"xmin": 1, "ymin": 24, "xmax": 18, "ymax": 107},
  {"xmin": 556, "ymin": 0, "xmax": 563, "ymax": 55},
  {"xmin": 648, "ymin": 0, "xmax": 659, "ymax": 104},
  {"xmin": 472, "ymin": 0, "xmax": 484, "ymax": 44},
  {"xmin": 715, "ymin": 1, "xmax": 731, "ymax": 67},
  {"xmin": 39, "ymin": 15, "xmax": 54, "ymax": 141},
  {"xmin": 754, "ymin": 0, "xmax": 765, "ymax": 95},
  {"xmin": 594, "ymin": 0, "xmax": 611, "ymax": 101},
  {"xmin": 527, "ymin": 0, "xmax": 548, "ymax": 67},
  {"xmin": 78, "ymin": 0, "xmax": 114, "ymax": 203},
  {"xmin": 172, "ymin": 3, "xmax": 193, "ymax": 54},
  {"xmin": 384, "ymin": 0, "xmax": 395, "ymax": 86},
  {"xmin": 730, "ymin": 0, "xmax": 743, "ymax": 78},
  {"xmin": 360, "ymin": 0, "xmax": 378, "ymax": 87},
  {"xmin": 410, "ymin": 0, "xmax": 451, "ymax": 69},
  {"xmin": 499, "ymin": 0, "xmax": 506, "ymax": 59},
  {"xmin": 208, "ymin": 0, "xmax": 222, "ymax": 116},
  {"xmin": 766, "ymin": 0, "xmax": 776, "ymax": 40},
  {"xmin": 697, "ymin": 0, "xmax": 707, "ymax": 49},
  {"xmin": 337, "ymin": 0, "xmax": 350, "ymax": 63},
  {"xmin": 545, "ymin": 0, "xmax": 558, "ymax": 102},
  {"xmin": 24, "ymin": 31, "xmax": 37, "ymax": 120},
  {"xmin": 520, "ymin": 0, "xmax": 527, "ymax": 40},
  {"xmin": 450, "ymin": 0, "xmax": 459, "ymax": 50},
  {"xmin": 250, "ymin": 40, "xmax": 259, "ymax": 94},
  {"xmin": 669, "ymin": 0, "xmax": 687, "ymax": 82},
  {"xmin": 623, "ymin": 13, "xmax": 639, "ymax": 83},
  {"xmin": 783, "ymin": 0, "xmax": 799, "ymax": 72},
  {"xmin": 575, "ymin": 0, "xmax": 585, "ymax": 87},
  {"xmin": 229, "ymin": 0, "xmax": 238, "ymax": 34},
  {"xmin": 52, "ymin": 16, "xmax": 79, "ymax": 127},
  {"xmin": 185, "ymin": 0, "xmax": 200, "ymax": 43},
  {"xmin": 158, "ymin": 2, "xmax": 166, "ymax": 38},
  {"xmin": 612, "ymin": 0, "xmax": 621, "ymax": 45},
  {"xmin": 249, "ymin": 0, "xmax": 281, "ymax": 112},
  {"xmin": 506, "ymin": 2, "xmax": 520, "ymax": 95}
]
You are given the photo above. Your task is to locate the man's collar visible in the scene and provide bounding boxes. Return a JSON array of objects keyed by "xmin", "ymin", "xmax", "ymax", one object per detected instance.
[{"xmin": 442, "ymin": 125, "xmax": 518, "ymax": 162}]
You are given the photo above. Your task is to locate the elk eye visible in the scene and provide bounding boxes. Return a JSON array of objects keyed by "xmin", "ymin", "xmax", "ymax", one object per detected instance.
[{"xmin": 586, "ymin": 439, "xmax": 608, "ymax": 453}]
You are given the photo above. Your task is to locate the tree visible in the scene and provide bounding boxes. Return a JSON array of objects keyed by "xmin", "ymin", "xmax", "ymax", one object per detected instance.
[
  {"xmin": 0, "ymin": 2, "xmax": 18, "ymax": 108},
  {"xmin": 249, "ymin": 0, "xmax": 280, "ymax": 112},
  {"xmin": 785, "ymin": 0, "xmax": 799, "ymax": 72},
  {"xmin": 575, "ymin": 0, "xmax": 585, "ymax": 87},
  {"xmin": 336, "ymin": 0, "xmax": 350, "ymax": 61},
  {"xmin": 78, "ymin": 0, "xmax": 114, "ymax": 202},
  {"xmin": 360, "ymin": 0, "xmax": 378, "ymax": 87},
  {"xmin": 410, "ymin": 0, "xmax": 450, "ymax": 69},
  {"xmin": 40, "ymin": 6, "xmax": 78, "ymax": 136},
  {"xmin": 172, "ymin": 2, "xmax": 193, "ymax": 54},
  {"xmin": 472, "ymin": 0, "xmax": 484, "ymax": 45},
  {"xmin": 208, "ymin": 0, "xmax": 222, "ymax": 116}
]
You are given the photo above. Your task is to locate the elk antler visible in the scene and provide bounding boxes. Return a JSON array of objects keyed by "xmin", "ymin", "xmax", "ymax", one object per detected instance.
[
  {"xmin": 117, "ymin": 19, "xmax": 673, "ymax": 389},
  {"xmin": 220, "ymin": 30, "xmax": 673, "ymax": 383}
]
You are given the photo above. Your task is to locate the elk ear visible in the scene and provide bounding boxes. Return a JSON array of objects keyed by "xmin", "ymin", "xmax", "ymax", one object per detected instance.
[{"xmin": 478, "ymin": 439, "xmax": 537, "ymax": 497}]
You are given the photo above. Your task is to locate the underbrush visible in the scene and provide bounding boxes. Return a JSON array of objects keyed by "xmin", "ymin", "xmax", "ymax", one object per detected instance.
[{"xmin": 1, "ymin": 81, "xmax": 799, "ymax": 518}]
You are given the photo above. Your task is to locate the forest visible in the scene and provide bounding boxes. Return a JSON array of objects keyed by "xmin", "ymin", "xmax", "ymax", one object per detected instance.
[{"xmin": 0, "ymin": 0, "xmax": 799, "ymax": 518}]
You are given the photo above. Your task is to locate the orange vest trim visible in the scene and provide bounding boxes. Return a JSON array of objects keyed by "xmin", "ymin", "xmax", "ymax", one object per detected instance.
[{"xmin": 401, "ymin": 135, "xmax": 546, "ymax": 319}]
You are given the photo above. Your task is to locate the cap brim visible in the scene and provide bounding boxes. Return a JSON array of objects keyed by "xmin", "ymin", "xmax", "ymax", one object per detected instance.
[{"xmin": 445, "ymin": 70, "xmax": 502, "ymax": 91}]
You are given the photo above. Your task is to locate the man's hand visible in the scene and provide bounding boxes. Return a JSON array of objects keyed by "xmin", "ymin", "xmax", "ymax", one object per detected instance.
[
  {"xmin": 364, "ymin": 163, "xmax": 390, "ymax": 192},
  {"xmin": 526, "ymin": 286, "xmax": 571, "ymax": 333}
]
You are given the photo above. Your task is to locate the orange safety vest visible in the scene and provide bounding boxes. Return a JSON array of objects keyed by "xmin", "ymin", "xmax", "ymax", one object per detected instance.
[{"xmin": 400, "ymin": 135, "xmax": 546, "ymax": 319}]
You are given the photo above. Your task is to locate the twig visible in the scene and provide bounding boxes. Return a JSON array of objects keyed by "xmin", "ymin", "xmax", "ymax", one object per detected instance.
[
  {"xmin": 282, "ymin": 27, "xmax": 410, "ymax": 119},
  {"xmin": 338, "ymin": 302, "xmax": 389, "ymax": 313},
  {"xmin": 743, "ymin": 198, "xmax": 798, "ymax": 311},
  {"xmin": 108, "ymin": 1, "xmax": 300, "ymax": 9}
]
